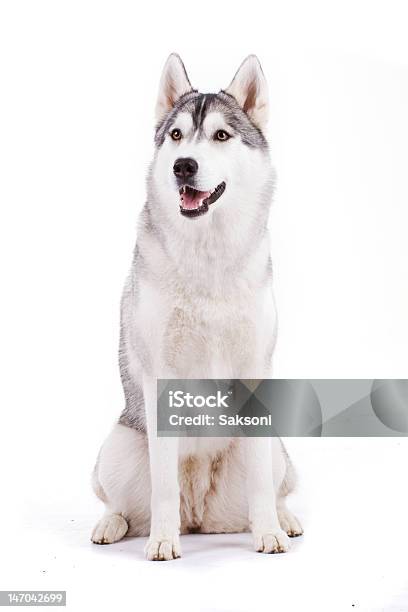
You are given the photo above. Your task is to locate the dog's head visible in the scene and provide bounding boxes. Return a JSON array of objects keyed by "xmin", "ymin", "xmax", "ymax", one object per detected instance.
[{"xmin": 150, "ymin": 54, "xmax": 273, "ymax": 222}]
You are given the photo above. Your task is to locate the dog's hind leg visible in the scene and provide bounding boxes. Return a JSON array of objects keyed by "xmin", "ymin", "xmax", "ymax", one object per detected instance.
[
  {"xmin": 277, "ymin": 500, "xmax": 303, "ymax": 538},
  {"xmin": 276, "ymin": 445, "xmax": 303, "ymax": 538},
  {"xmin": 91, "ymin": 424, "xmax": 151, "ymax": 543},
  {"xmin": 91, "ymin": 512, "xmax": 128, "ymax": 545}
]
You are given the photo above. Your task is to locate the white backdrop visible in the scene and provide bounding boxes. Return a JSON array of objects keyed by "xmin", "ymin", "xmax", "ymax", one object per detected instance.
[{"xmin": 1, "ymin": 1, "xmax": 408, "ymax": 611}]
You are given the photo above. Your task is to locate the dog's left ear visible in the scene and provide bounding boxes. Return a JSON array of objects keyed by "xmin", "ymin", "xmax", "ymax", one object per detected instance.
[
  {"xmin": 156, "ymin": 53, "xmax": 193, "ymax": 123},
  {"xmin": 224, "ymin": 55, "xmax": 268, "ymax": 132}
]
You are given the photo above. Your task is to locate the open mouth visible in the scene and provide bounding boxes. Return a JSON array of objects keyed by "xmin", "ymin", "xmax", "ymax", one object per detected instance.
[{"xmin": 179, "ymin": 182, "xmax": 226, "ymax": 217}]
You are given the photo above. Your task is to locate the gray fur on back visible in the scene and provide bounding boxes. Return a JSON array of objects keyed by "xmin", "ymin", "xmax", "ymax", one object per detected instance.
[{"xmin": 118, "ymin": 248, "xmax": 147, "ymax": 432}]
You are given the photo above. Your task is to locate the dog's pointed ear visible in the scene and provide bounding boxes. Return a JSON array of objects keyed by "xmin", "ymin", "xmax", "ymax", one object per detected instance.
[
  {"xmin": 155, "ymin": 54, "xmax": 193, "ymax": 123},
  {"xmin": 224, "ymin": 55, "xmax": 268, "ymax": 131}
]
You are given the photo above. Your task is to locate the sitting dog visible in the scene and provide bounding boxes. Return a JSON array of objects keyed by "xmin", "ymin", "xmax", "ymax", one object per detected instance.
[{"xmin": 91, "ymin": 54, "xmax": 303, "ymax": 560}]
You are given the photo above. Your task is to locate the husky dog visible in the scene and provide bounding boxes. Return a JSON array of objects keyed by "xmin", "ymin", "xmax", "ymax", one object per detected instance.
[{"xmin": 91, "ymin": 54, "xmax": 303, "ymax": 560}]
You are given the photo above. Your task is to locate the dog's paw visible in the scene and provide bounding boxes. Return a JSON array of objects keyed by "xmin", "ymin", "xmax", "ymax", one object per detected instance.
[
  {"xmin": 253, "ymin": 528, "xmax": 290, "ymax": 554},
  {"xmin": 91, "ymin": 513, "xmax": 128, "ymax": 545},
  {"xmin": 145, "ymin": 534, "xmax": 181, "ymax": 561},
  {"xmin": 278, "ymin": 507, "xmax": 303, "ymax": 537}
]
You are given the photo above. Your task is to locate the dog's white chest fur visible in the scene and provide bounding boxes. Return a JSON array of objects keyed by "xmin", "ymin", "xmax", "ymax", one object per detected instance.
[{"xmin": 133, "ymin": 228, "xmax": 277, "ymax": 381}]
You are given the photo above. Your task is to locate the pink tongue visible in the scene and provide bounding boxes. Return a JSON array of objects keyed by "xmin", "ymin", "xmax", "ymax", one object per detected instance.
[{"xmin": 181, "ymin": 189, "xmax": 211, "ymax": 210}]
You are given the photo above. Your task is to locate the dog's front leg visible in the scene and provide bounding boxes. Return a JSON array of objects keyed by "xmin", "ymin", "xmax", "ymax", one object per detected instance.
[
  {"xmin": 143, "ymin": 375, "xmax": 181, "ymax": 561},
  {"xmin": 245, "ymin": 437, "xmax": 290, "ymax": 554}
]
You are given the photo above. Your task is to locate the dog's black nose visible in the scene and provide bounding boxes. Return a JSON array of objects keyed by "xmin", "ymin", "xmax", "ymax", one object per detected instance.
[{"xmin": 173, "ymin": 158, "xmax": 198, "ymax": 181}]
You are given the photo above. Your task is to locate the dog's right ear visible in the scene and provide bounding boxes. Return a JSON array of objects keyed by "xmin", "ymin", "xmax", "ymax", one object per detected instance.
[{"xmin": 155, "ymin": 54, "xmax": 193, "ymax": 123}]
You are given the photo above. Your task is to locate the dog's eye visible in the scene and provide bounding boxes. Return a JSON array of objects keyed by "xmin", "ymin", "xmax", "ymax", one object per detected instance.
[
  {"xmin": 170, "ymin": 129, "xmax": 182, "ymax": 141},
  {"xmin": 214, "ymin": 129, "xmax": 230, "ymax": 142}
]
